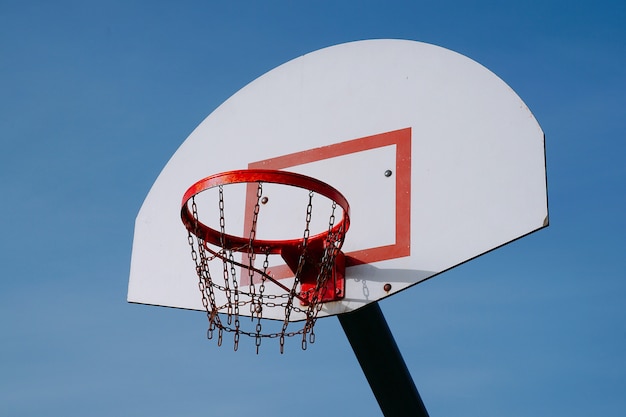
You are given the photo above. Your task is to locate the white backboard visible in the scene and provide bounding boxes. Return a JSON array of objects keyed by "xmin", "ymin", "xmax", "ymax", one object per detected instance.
[{"xmin": 128, "ymin": 39, "xmax": 548, "ymax": 320}]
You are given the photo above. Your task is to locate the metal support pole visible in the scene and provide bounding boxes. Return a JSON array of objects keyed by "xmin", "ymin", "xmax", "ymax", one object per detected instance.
[{"xmin": 338, "ymin": 301, "xmax": 430, "ymax": 417}]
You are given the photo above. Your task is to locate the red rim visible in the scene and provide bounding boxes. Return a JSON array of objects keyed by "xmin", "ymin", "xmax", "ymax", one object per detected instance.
[{"xmin": 181, "ymin": 169, "xmax": 350, "ymax": 253}]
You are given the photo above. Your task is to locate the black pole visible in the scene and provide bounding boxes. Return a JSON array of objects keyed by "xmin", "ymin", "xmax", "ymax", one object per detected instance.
[{"xmin": 338, "ymin": 302, "xmax": 430, "ymax": 417}]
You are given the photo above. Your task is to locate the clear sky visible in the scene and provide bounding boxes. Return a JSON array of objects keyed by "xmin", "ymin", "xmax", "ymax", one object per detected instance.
[{"xmin": 1, "ymin": 1, "xmax": 624, "ymax": 416}]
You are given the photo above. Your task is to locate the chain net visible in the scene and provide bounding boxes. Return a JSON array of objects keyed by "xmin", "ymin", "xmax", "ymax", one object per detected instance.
[{"xmin": 185, "ymin": 182, "xmax": 346, "ymax": 353}]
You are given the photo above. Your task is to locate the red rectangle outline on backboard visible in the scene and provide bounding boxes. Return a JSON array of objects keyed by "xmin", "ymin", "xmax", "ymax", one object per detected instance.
[{"xmin": 246, "ymin": 127, "xmax": 411, "ymax": 277}]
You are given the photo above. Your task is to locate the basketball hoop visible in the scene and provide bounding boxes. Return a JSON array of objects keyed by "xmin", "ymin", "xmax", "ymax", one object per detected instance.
[{"xmin": 181, "ymin": 169, "xmax": 350, "ymax": 353}]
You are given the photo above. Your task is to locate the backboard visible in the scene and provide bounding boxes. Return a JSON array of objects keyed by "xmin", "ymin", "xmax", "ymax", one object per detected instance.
[{"xmin": 128, "ymin": 39, "xmax": 548, "ymax": 322}]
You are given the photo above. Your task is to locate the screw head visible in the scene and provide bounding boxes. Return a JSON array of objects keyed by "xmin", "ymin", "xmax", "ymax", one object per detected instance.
[
  {"xmin": 383, "ymin": 283, "xmax": 392, "ymax": 292},
  {"xmin": 261, "ymin": 196, "xmax": 269, "ymax": 204},
  {"xmin": 384, "ymin": 170, "xmax": 393, "ymax": 177}
]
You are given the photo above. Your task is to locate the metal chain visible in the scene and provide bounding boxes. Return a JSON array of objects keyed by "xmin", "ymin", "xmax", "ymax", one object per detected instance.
[
  {"xmin": 278, "ymin": 190, "xmax": 313, "ymax": 353},
  {"xmin": 254, "ymin": 253, "xmax": 269, "ymax": 353},
  {"xmin": 247, "ymin": 183, "xmax": 262, "ymax": 319},
  {"xmin": 303, "ymin": 201, "xmax": 340, "ymax": 349},
  {"xmin": 185, "ymin": 186, "xmax": 346, "ymax": 353},
  {"xmin": 187, "ymin": 197, "xmax": 221, "ymax": 339},
  {"xmin": 217, "ymin": 186, "xmax": 233, "ymax": 325}
]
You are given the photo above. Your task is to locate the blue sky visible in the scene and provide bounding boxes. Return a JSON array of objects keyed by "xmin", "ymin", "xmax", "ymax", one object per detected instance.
[{"xmin": 1, "ymin": 1, "xmax": 624, "ymax": 416}]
